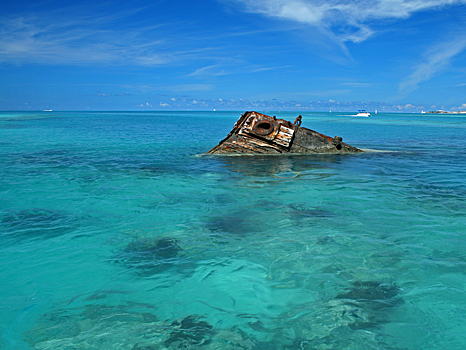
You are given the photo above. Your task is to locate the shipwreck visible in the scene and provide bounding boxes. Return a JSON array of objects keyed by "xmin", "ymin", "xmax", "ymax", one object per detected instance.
[{"xmin": 208, "ymin": 111, "xmax": 363, "ymax": 155}]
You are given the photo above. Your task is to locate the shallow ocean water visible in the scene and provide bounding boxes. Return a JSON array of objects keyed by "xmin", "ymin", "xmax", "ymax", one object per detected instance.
[{"xmin": 1, "ymin": 110, "xmax": 465, "ymax": 349}]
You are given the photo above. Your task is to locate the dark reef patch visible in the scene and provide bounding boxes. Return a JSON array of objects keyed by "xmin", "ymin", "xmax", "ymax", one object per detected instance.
[
  {"xmin": 164, "ymin": 315, "xmax": 214, "ymax": 348},
  {"xmin": 336, "ymin": 281, "xmax": 402, "ymax": 310},
  {"xmin": 116, "ymin": 237, "xmax": 193, "ymax": 276},
  {"xmin": 205, "ymin": 209, "xmax": 269, "ymax": 236},
  {"xmin": 206, "ymin": 214, "xmax": 252, "ymax": 235},
  {"xmin": 125, "ymin": 237, "xmax": 182, "ymax": 259},
  {"xmin": 316, "ymin": 235, "xmax": 336, "ymax": 245}
]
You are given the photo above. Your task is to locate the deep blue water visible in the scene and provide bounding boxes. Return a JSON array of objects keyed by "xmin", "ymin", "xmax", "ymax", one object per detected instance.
[{"xmin": 1, "ymin": 111, "xmax": 465, "ymax": 349}]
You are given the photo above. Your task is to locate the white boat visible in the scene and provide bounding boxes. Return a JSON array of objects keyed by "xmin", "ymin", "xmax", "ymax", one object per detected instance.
[{"xmin": 355, "ymin": 110, "xmax": 371, "ymax": 117}]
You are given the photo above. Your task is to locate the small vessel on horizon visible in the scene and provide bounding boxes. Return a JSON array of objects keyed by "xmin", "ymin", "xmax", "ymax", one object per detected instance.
[{"xmin": 355, "ymin": 110, "xmax": 371, "ymax": 117}]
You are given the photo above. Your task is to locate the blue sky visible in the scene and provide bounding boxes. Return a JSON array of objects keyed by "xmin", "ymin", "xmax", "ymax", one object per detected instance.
[{"xmin": 1, "ymin": 0, "xmax": 466, "ymax": 111}]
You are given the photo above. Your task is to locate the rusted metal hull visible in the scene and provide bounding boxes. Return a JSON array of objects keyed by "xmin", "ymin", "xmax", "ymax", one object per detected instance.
[{"xmin": 208, "ymin": 111, "xmax": 363, "ymax": 154}]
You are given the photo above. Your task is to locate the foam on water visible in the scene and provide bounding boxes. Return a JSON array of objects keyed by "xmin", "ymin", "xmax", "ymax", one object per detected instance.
[{"xmin": 1, "ymin": 111, "xmax": 465, "ymax": 349}]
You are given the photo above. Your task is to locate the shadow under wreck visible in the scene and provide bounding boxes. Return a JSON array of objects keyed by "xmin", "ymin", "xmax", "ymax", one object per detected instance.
[{"xmin": 208, "ymin": 111, "xmax": 363, "ymax": 155}]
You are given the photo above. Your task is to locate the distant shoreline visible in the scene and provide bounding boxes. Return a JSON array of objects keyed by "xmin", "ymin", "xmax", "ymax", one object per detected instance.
[{"xmin": 427, "ymin": 110, "xmax": 466, "ymax": 114}]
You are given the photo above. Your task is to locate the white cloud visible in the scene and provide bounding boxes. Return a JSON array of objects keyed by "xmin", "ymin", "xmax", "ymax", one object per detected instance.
[
  {"xmin": 252, "ymin": 65, "xmax": 292, "ymax": 72},
  {"xmin": 237, "ymin": 1, "xmax": 466, "ymax": 100},
  {"xmin": 0, "ymin": 14, "xmax": 173, "ymax": 66},
  {"xmin": 452, "ymin": 103, "xmax": 466, "ymax": 110},
  {"xmin": 275, "ymin": 1, "xmax": 325, "ymax": 24},
  {"xmin": 0, "ymin": 11, "xmax": 211, "ymax": 67},
  {"xmin": 188, "ymin": 65, "xmax": 229, "ymax": 77},
  {"xmin": 399, "ymin": 36, "xmax": 466, "ymax": 94},
  {"xmin": 227, "ymin": 0, "xmax": 466, "ymax": 43}
]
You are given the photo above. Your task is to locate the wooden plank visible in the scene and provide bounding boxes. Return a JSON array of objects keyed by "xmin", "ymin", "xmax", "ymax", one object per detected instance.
[{"xmin": 273, "ymin": 125, "xmax": 294, "ymax": 147}]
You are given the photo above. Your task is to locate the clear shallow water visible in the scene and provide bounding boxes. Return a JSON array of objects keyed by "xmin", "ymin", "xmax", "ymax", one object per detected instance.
[{"xmin": 1, "ymin": 111, "xmax": 465, "ymax": 349}]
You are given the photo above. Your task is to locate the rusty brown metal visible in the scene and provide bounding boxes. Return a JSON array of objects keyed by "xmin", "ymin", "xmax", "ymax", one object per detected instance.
[
  {"xmin": 293, "ymin": 115, "xmax": 302, "ymax": 127},
  {"xmin": 207, "ymin": 111, "xmax": 363, "ymax": 155}
]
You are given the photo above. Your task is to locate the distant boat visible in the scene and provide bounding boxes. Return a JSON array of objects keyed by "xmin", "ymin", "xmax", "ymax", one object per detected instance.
[
  {"xmin": 355, "ymin": 110, "xmax": 371, "ymax": 117},
  {"xmin": 43, "ymin": 109, "xmax": 52, "ymax": 112}
]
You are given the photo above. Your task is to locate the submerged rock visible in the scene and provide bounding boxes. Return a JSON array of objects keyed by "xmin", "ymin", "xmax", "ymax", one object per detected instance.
[
  {"xmin": 208, "ymin": 111, "xmax": 362, "ymax": 155},
  {"xmin": 125, "ymin": 237, "xmax": 182, "ymax": 259},
  {"xmin": 336, "ymin": 281, "xmax": 402, "ymax": 309},
  {"xmin": 164, "ymin": 315, "xmax": 214, "ymax": 348},
  {"xmin": 206, "ymin": 211, "xmax": 258, "ymax": 235},
  {"xmin": 117, "ymin": 237, "xmax": 188, "ymax": 275}
]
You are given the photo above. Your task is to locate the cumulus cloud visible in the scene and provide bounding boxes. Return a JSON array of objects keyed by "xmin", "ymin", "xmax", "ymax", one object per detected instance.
[{"xmin": 452, "ymin": 103, "xmax": 466, "ymax": 110}]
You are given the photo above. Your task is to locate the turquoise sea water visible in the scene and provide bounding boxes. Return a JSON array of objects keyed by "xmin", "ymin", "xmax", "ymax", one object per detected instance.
[{"xmin": 1, "ymin": 110, "xmax": 465, "ymax": 349}]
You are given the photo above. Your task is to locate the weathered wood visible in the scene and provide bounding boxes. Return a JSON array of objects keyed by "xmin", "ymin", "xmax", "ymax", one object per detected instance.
[{"xmin": 208, "ymin": 111, "xmax": 363, "ymax": 155}]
